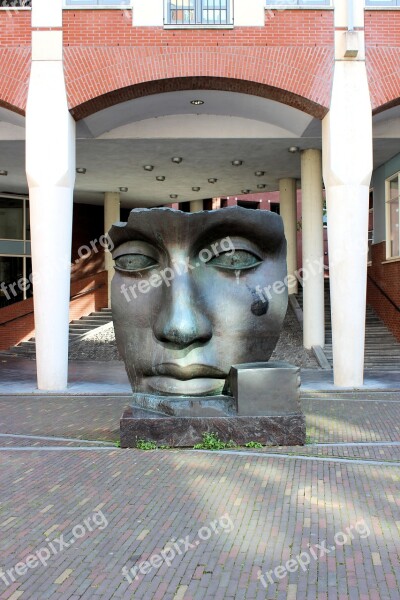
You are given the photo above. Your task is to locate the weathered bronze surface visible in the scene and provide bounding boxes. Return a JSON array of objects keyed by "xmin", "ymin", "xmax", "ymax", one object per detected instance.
[{"xmin": 109, "ymin": 206, "xmax": 288, "ymax": 400}]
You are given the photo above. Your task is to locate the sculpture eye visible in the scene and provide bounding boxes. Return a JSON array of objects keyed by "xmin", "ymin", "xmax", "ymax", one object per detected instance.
[
  {"xmin": 114, "ymin": 254, "xmax": 157, "ymax": 272},
  {"xmin": 207, "ymin": 250, "xmax": 262, "ymax": 270}
]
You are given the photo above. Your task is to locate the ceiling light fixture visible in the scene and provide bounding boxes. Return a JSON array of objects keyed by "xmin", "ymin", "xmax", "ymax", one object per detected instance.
[
  {"xmin": 208, "ymin": 178, "xmax": 218, "ymax": 184},
  {"xmin": 192, "ymin": 187, "xmax": 200, "ymax": 192},
  {"xmin": 172, "ymin": 157, "xmax": 183, "ymax": 164},
  {"xmin": 255, "ymin": 171, "xmax": 265, "ymax": 177},
  {"xmin": 232, "ymin": 160, "xmax": 243, "ymax": 166},
  {"xmin": 0, "ymin": 170, "xmax": 8, "ymax": 176},
  {"xmin": 191, "ymin": 99, "xmax": 204, "ymax": 105},
  {"xmin": 257, "ymin": 184, "xmax": 266, "ymax": 189},
  {"xmin": 156, "ymin": 176, "xmax": 166, "ymax": 181},
  {"xmin": 119, "ymin": 187, "xmax": 128, "ymax": 193},
  {"xmin": 143, "ymin": 165, "xmax": 154, "ymax": 171},
  {"xmin": 241, "ymin": 189, "xmax": 252, "ymax": 194},
  {"xmin": 170, "ymin": 194, "xmax": 178, "ymax": 199},
  {"xmin": 288, "ymin": 146, "xmax": 299, "ymax": 153},
  {"xmin": 76, "ymin": 168, "xmax": 86, "ymax": 174}
]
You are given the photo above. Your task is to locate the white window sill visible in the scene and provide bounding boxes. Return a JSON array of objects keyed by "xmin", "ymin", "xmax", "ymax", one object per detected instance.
[
  {"xmin": 365, "ymin": 5, "xmax": 400, "ymax": 9},
  {"xmin": 265, "ymin": 4, "xmax": 332, "ymax": 8},
  {"xmin": 163, "ymin": 23, "xmax": 234, "ymax": 29},
  {"xmin": 382, "ymin": 257, "xmax": 400, "ymax": 264}
]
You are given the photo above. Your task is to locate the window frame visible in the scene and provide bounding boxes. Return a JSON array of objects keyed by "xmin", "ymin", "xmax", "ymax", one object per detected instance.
[
  {"xmin": 385, "ymin": 174, "xmax": 400, "ymax": 260},
  {"xmin": 365, "ymin": 0, "xmax": 400, "ymax": 7},
  {"xmin": 0, "ymin": 195, "xmax": 31, "ymax": 303},
  {"xmin": 164, "ymin": 0, "xmax": 234, "ymax": 28}
]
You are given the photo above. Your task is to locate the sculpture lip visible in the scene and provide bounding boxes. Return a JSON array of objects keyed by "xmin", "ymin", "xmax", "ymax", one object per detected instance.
[{"xmin": 153, "ymin": 363, "xmax": 226, "ymax": 380}]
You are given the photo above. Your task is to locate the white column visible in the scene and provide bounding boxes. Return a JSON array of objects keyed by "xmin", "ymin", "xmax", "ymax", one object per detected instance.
[
  {"xmin": 301, "ymin": 149, "xmax": 325, "ymax": 349},
  {"xmin": 279, "ymin": 178, "xmax": 298, "ymax": 295},
  {"xmin": 26, "ymin": 0, "xmax": 75, "ymax": 391},
  {"xmin": 104, "ymin": 192, "xmax": 120, "ymax": 307},
  {"xmin": 322, "ymin": 0, "xmax": 372, "ymax": 387},
  {"xmin": 190, "ymin": 200, "xmax": 203, "ymax": 212}
]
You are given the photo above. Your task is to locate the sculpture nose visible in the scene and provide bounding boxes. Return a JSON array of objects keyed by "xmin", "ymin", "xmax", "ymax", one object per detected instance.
[{"xmin": 153, "ymin": 274, "xmax": 212, "ymax": 348}]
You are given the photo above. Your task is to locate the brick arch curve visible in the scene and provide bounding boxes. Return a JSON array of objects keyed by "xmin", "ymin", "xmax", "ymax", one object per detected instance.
[{"xmin": 64, "ymin": 46, "xmax": 334, "ymax": 121}]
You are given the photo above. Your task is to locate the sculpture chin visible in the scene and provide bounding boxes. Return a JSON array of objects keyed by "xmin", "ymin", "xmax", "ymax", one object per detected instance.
[{"xmin": 144, "ymin": 376, "xmax": 225, "ymax": 396}]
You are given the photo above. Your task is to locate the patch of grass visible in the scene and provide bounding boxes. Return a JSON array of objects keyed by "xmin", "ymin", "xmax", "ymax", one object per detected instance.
[
  {"xmin": 193, "ymin": 432, "xmax": 236, "ymax": 450},
  {"xmin": 305, "ymin": 434, "xmax": 314, "ymax": 445},
  {"xmin": 136, "ymin": 439, "xmax": 158, "ymax": 451},
  {"xmin": 114, "ymin": 440, "xmax": 121, "ymax": 448},
  {"xmin": 244, "ymin": 441, "xmax": 263, "ymax": 448}
]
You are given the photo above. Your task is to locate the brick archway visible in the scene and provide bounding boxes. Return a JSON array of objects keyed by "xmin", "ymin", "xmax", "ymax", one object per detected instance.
[
  {"xmin": 69, "ymin": 75, "xmax": 330, "ymax": 122},
  {"xmin": 65, "ymin": 46, "xmax": 334, "ymax": 122}
]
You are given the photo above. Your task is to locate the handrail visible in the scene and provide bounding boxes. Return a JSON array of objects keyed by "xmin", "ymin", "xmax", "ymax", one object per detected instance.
[
  {"xmin": 0, "ymin": 284, "xmax": 105, "ymax": 327},
  {"xmin": 367, "ymin": 274, "xmax": 400, "ymax": 313}
]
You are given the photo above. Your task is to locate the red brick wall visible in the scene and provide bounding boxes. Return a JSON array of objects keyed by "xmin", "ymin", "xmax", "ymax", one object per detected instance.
[
  {"xmin": 0, "ymin": 8, "xmax": 334, "ymax": 117},
  {"xmin": 367, "ymin": 242, "xmax": 400, "ymax": 341},
  {"xmin": 0, "ymin": 296, "xmax": 34, "ymax": 350},
  {"xmin": 63, "ymin": 9, "xmax": 334, "ymax": 119},
  {"xmin": 365, "ymin": 11, "xmax": 400, "ymax": 112},
  {"xmin": 0, "ymin": 271, "xmax": 108, "ymax": 351},
  {"xmin": 6, "ymin": 8, "xmax": 400, "ymax": 118},
  {"xmin": 69, "ymin": 270, "xmax": 108, "ymax": 323},
  {"xmin": 0, "ymin": 11, "xmax": 31, "ymax": 114}
]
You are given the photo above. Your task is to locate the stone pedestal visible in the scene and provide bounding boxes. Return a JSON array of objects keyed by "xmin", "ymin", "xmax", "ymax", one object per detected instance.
[{"xmin": 120, "ymin": 408, "xmax": 305, "ymax": 448}]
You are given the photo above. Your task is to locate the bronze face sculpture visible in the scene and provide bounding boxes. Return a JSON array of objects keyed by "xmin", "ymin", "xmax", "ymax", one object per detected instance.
[{"xmin": 108, "ymin": 206, "xmax": 288, "ymax": 399}]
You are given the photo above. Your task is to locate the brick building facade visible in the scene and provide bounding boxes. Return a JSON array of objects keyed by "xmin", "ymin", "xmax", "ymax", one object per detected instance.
[{"xmin": 0, "ymin": 0, "xmax": 399, "ymax": 388}]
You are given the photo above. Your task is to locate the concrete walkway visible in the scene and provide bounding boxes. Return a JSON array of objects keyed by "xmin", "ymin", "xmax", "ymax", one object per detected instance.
[{"xmin": 1, "ymin": 356, "xmax": 399, "ymax": 395}]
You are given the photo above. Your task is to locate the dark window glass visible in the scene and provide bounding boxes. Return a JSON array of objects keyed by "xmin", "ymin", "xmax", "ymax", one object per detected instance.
[
  {"xmin": 0, "ymin": 198, "xmax": 24, "ymax": 240},
  {"xmin": 0, "ymin": 256, "xmax": 24, "ymax": 307}
]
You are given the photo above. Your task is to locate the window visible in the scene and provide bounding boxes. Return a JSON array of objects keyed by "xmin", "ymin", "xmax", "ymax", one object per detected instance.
[
  {"xmin": 0, "ymin": 198, "xmax": 24, "ymax": 240},
  {"xmin": 368, "ymin": 189, "xmax": 374, "ymax": 262},
  {"xmin": 237, "ymin": 200, "xmax": 260, "ymax": 210},
  {"xmin": 0, "ymin": 1, "xmax": 31, "ymax": 6},
  {"xmin": 0, "ymin": 196, "xmax": 31, "ymax": 306},
  {"xmin": 165, "ymin": 0, "xmax": 233, "ymax": 26},
  {"xmin": 386, "ymin": 175, "xmax": 400, "ymax": 258},
  {"xmin": 365, "ymin": 0, "xmax": 400, "ymax": 6}
]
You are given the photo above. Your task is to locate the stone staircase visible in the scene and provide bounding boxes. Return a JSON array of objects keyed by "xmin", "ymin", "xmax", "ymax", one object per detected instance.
[
  {"xmin": 297, "ymin": 282, "xmax": 400, "ymax": 370},
  {"xmin": 8, "ymin": 308, "xmax": 112, "ymax": 358}
]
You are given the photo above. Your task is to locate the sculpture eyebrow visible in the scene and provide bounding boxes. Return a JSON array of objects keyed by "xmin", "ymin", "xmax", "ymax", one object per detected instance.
[{"xmin": 191, "ymin": 220, "xmax": 281, "ymax": 254}]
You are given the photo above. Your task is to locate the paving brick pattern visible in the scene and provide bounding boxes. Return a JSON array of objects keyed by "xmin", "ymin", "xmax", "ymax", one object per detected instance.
[
  {"xmin": 0, "ymin": 450, "xmax": 399, "ymax": 599},
  {"xmin": 0, "ymin": 391, "xmax": 399, "ymax": 599},
  {"xmin": 1, "ymin": 393, "xmax": 399, "ymax": 444}
]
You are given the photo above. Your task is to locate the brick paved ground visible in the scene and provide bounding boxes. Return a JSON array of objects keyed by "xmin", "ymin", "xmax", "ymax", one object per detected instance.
[{"xmin": 0, "ymin": 391, "xmax": 399, "ymax": 599}]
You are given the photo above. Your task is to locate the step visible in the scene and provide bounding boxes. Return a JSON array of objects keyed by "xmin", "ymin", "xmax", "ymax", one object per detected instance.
[
  {"xmin": 70, "ymin": 319, "xmax": 111, "ymax": 326},
  {"xmin": 10, "ymin": 347, "xmax": 35, "ymax": 354}
]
